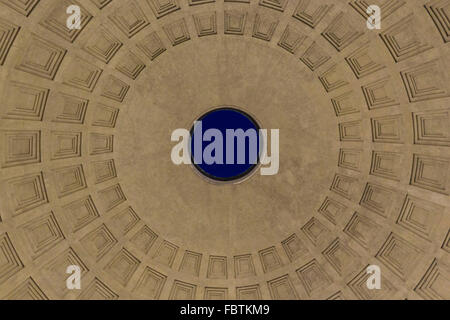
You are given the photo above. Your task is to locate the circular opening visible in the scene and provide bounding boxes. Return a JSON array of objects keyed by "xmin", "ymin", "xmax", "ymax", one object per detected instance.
[{"xmin": 190, "ymin": 107, "xmax": 261, "ymax": 183}]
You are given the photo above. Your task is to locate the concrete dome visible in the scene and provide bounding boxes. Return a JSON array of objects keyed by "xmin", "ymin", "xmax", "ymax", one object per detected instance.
[{"xmin": 0, "ymin": 0, "xmax": 449, "ymax": 300}]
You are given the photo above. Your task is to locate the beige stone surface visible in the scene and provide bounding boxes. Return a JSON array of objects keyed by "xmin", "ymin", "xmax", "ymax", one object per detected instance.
[{"xmin": 0, "ymin": 0, "xmax": 449, "ymax": 300}]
